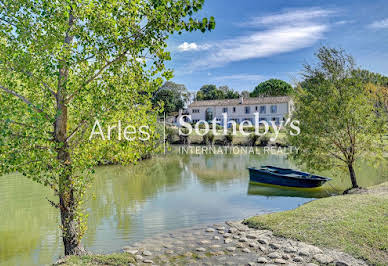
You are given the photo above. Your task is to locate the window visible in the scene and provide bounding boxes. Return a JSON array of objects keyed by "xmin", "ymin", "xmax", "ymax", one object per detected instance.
[
  {"xmin": 205, "ymin": 108, "xmax": 213, "ymax": 121},
  {"xmin": 223, "ymin": 107, "xmax": 228, "ymax": 113},
  {"xmin": 255, "ymin": 106, "xmax": 258, "ymax": 111},
  {"xmin": 260, "ymin": 106, "xmax": 266, "ymax": 114},
  {"xmin": 245, "ymin": 106, "xmax": 250, "ymax": 114},
  {"xmin": 233, "ymin": 107, "xmax": 236, "ymax": 113},
  {"xmin": 270, "ymin": 105, "xmax": 277, "ymax": 113},
  {"xmin": 260, "ymin": 117, "xmax": 267, "ymax": 122},
  {"xmin": 192, "ymin": 109, "xmax": 200, "ymax": 113},
  {"xmin": 192, "ymin": 119, "xmax": 199, "ymax": 123}
]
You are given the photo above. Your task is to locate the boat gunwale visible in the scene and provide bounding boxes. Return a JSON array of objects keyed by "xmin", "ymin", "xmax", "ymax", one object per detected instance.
[{"xmin": 248, "ymin": 167, "xmax": 331, "ymax": 181}]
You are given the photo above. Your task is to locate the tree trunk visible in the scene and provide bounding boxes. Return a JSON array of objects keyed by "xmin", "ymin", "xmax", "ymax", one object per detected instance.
[
  {"xmin": 347, "ymin": 163, "xmax": 359, "ymax": 188},
  {"xmin": 59, "ymin": 189, "xmax": 85, "ymax": 255},
  {"xmin": 55, "ymin": 102, "xmax": 85, "ymax": 255},
  {"xmin": 54, "ymin": 7, "xmax": 84, "ymax": 256}
]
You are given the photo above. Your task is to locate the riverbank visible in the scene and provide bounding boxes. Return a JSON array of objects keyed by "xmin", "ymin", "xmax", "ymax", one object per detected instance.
[
  {"xmin": 244, "ymin": 182, "xmax": 388, "ymax": 265},
  {"xmin": 55, "ymin": 183, "xmax": 388, "ymax": 266},
  {"xmin": 57, "ymin": 221, "xmax": 366, "ymax": 266}
]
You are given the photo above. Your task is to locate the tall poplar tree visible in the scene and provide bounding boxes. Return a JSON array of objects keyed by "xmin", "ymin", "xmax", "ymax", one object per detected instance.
[{"xmin": 0, "ymin": 0, "xmax": 214, "ymax": 255}]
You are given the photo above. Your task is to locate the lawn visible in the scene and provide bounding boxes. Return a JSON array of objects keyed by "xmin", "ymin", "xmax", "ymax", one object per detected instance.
[
  {"xmin": 244, "ymin": 182, "xmax": 388, "ymax": 265},
  {"xmin": 56, "ymin": 253, "xmax": 136, "ymax": 266}
]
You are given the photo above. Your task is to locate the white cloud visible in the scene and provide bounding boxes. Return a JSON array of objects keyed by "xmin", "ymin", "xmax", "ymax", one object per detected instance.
[
  {"xmin": 177, "ymin": 42, "xmax": 211, "ymax": 52},
  {"xmin": 244, "ymin": 8, "xmax": 336, "ymax": 26},
  {"xmin": 368, "ymin": 18, "xmax": 388, "ymax": 29},
  {"xmin": 189, "ymin": 8, "xmax": 334, "ymax": 69}
]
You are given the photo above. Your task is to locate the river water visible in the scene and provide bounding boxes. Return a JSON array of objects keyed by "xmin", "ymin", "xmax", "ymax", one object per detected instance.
[{"xmin": 0, "ymin": 148, "xmax": 386, "ymax": 265}]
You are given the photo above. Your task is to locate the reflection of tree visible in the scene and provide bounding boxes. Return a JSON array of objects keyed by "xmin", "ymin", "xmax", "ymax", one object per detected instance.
[
  {"xmin": 1, "ymin": 152, "xmax": 386, "ymax": 264},
  {"xmin": 83, "ymin": 156, "xmax": 185, "ymax": 247},
  {"xmin": 0, "ymin": 174, "xmax": 61, "ymax": 265},
  {"xmin": 186, "ymin": 152, "xmax": 294, "ymax": 187}
]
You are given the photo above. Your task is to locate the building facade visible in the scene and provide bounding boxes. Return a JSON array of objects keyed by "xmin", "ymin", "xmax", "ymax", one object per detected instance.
[{"xmin": 186, "ymin": 96, "xmax": 293, "ymax": 125}]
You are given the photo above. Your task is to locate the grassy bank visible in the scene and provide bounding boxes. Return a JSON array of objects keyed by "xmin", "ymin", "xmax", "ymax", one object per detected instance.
[
  {"xmin": 56, "ymin": 253, "xmax": 136, "ymax": 265},
  {"xmin": 244, "ymin": 182, "xmax": 388, "ymax": 265}
]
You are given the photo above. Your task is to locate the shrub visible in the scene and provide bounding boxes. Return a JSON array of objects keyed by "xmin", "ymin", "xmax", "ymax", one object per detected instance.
[
  {"xmin": 259, "ymin": 135, "xmax": 270, "ymax": 146},
  {"xmin": 202, "ymin": 131, "xmax": 215, "ymax": 145},
  {"xmin": 223, "ymin": 131, "xmax": 233, "ymax": 146},
  {"xmin": 179, "ymin": 128, "xmax": 191, "ymax": 145},
  {"xmin": 165, "ymin": 126, "xmax": 178, "ymax": 144},
  {"xmin": 248, "ymin": 134, "xmax": 260, "ymax": 146}
]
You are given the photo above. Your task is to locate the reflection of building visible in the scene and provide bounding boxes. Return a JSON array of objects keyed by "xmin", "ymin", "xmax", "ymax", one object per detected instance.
[{"xmin": 186, "ymin": 96, "xmax": 293, "ymax": 125}]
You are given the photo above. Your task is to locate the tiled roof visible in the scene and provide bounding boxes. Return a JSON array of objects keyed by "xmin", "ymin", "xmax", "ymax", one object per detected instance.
[{"xmin": 188, "ymin": 96, "xmax": 291, "ymax": 107}]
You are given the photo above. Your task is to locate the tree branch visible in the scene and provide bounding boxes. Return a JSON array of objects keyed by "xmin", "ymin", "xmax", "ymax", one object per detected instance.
[
  {"xmin": 66, "ymin": 119, "xmax": 89, "ymax": 142},
  {"xmin": 0, "ymin": 119, "xmax": 38, "ymax": 130},
  {"xmin": 66, "ymin": 49, "xmax": 129, "ymax": 103},
  {"xmin": 0, "ymin": 84, "xmax": 51, "ymax": 119},
  {"xmin": 9, "ymin": 66, "xmax": 57, "ymax": 98}
]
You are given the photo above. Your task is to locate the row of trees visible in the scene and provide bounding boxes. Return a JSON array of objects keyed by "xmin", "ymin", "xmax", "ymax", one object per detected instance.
[
  {"xmin": 153, "ymin": 79, "xmax": 293, "ymax": 114},
  {"xmin": 157, "ymin": 47, "xmax": 387, "ymax": 191}
]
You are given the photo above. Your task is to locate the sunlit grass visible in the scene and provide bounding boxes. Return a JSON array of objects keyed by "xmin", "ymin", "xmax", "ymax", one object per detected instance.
[{"xmin": 244, "ymin": 182, "xmax": 388, "ymax": 265}]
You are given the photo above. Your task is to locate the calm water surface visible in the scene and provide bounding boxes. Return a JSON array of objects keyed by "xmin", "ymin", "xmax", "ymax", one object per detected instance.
[{"xmin": 0, "ymin": 149, "xmax": 387, "ymax": 265}]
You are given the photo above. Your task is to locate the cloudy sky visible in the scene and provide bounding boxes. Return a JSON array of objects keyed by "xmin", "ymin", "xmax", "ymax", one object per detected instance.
[{"xmin": 164, "ymin": 0, "xmax": 388, "ymax": 92}]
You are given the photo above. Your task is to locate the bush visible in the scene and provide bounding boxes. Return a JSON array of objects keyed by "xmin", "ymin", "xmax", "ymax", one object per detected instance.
[
  {"xmin": 165, "ymin": 126, "xmax": 178, "ymax": 144},
  {"xmin": 247, "ymin": 134, "xmax": 259, "ymax": 146},
  {"xmin": 179, "ymin": 127, "xmax": 191, "ymax": 145},
  {"xmin": 223, "ymin": 131, "xmax": 233, "ymax": 146},
  {"xmin": 259, "ymin": 135, "xmax": 270, "ymax": 146},
  {"xmin": 202, "ymin": 131, "xmax": 215, "ymax": 145},
  {"xmin": 235, "ymin": 125, "xmax": 275, "ymax": 134}
]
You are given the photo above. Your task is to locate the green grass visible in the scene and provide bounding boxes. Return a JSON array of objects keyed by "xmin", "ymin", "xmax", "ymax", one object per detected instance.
[
  {"xmin": 244, "ymin": 182, "xmax": 388, "ymax": 266},
  {"xmin": 56, "ymin": 253, "xmax": 136, "ymax": 266}
]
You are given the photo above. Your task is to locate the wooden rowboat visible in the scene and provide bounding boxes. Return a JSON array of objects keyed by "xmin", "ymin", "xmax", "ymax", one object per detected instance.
[{"xmin": 248, "ymin": 165, "xmax": 331, "ymax": 188}]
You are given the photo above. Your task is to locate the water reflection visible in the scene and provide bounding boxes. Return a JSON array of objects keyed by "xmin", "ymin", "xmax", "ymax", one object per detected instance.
[
  {"xmin": 247, "ymin": 183, "xmax": 330, "ymax": 198},
  {"xmin": 0, "ymin": 149, "xmax": 386, "ymax": 265}
]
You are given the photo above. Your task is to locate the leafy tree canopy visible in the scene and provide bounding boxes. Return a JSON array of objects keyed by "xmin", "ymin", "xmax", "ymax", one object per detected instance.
[
  {"xmin": 0, "ymin": 0, "xmax": 214, "ymax": 256},
  {"xmin": 152, "ymin": 81, "xmax": 189, "ymax": 114},
  {"xmin": 250, "ymin": 79, "xmax": 293, "ymax": 97},
  {"xmin": 352, "ymin": 69, "xmax": 388, "ymax": 118},
  {"xmin": 196, "ymin": 84, "xmax": 239, "ymax": 100},
  {"xmin": 288, "ymin": 47, "xmax": 385, "ymax": 190}
]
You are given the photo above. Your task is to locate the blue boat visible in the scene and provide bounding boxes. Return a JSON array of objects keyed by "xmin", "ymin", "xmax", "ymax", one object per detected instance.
[{"xmin": 248, "ymin": 165, "xmax": 331, "ymax": 188}]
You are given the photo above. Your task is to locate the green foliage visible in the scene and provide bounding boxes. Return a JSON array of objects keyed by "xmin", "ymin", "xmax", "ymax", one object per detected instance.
[
  {"xmin": 247, "ymin": 134, "xmax": 259, "ymax": 146},
  {"xmin": 0, "ymin": 0, "xmax": 215, "ymax": 255},
  {"xmin": 223, "ymin": 131, "xmax": 233, "ymax": 145},
  {"xmin": 152, "ymin": 81, "xmax": 189, "ymax": 114},
  {"xmin": 59, "ymin": 253, "xmax": 136, "ymax": 265},
  {"xmin": 288, "ymin": 47, "xmax": 385, "ymax": 188},
  {"xmin": 196, "ymin": 84, "xmax": 239, "ymax": 100},
  {"xmin": 179, "ymin": 127, "xmax": 190, "ymax": 145},
  {"xmin": 202, "ymin": 131, "xmax": 215, "ymax": 145},
  {"xmin": 352, "ymin": 69, "xmax": 388, "ymax": 123},
  {"xmin": 259, "ymin": 135, "xmax": 270, "ymax": 146},
  {"xmin": 165, "ymin": 126, "xmax": 178, "ymax": 144},
  {"xmin": 250, "ymin": 79, "xmax": 293, "ymax": 97}
]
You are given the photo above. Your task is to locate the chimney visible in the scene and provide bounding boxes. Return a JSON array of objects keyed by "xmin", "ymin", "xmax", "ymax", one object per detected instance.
[{"xmin": 240, "ymin": 96, "xmax": 244, "ymax": 104}]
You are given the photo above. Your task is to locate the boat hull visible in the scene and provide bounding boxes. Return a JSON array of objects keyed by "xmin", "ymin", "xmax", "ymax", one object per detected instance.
[{"xmin": 248, "ymin": 168, "xmax": 327, "ymax": 188}]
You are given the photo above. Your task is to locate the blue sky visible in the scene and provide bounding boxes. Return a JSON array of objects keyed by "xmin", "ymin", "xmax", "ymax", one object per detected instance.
[{"xmin": 165, "ymin": 0, "xmax": 388, "ymax": 93}]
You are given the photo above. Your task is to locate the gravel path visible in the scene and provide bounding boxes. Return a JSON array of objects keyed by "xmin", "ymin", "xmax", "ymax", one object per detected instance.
[{"xmin": 121, "ymin": 221, "xmax": 366, "ymax": 266}]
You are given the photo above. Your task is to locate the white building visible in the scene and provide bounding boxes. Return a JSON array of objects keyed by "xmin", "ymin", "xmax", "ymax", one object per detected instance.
[{"xmin": 186, "ymin": 96, "xmax": 293, "ymax": 125}]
